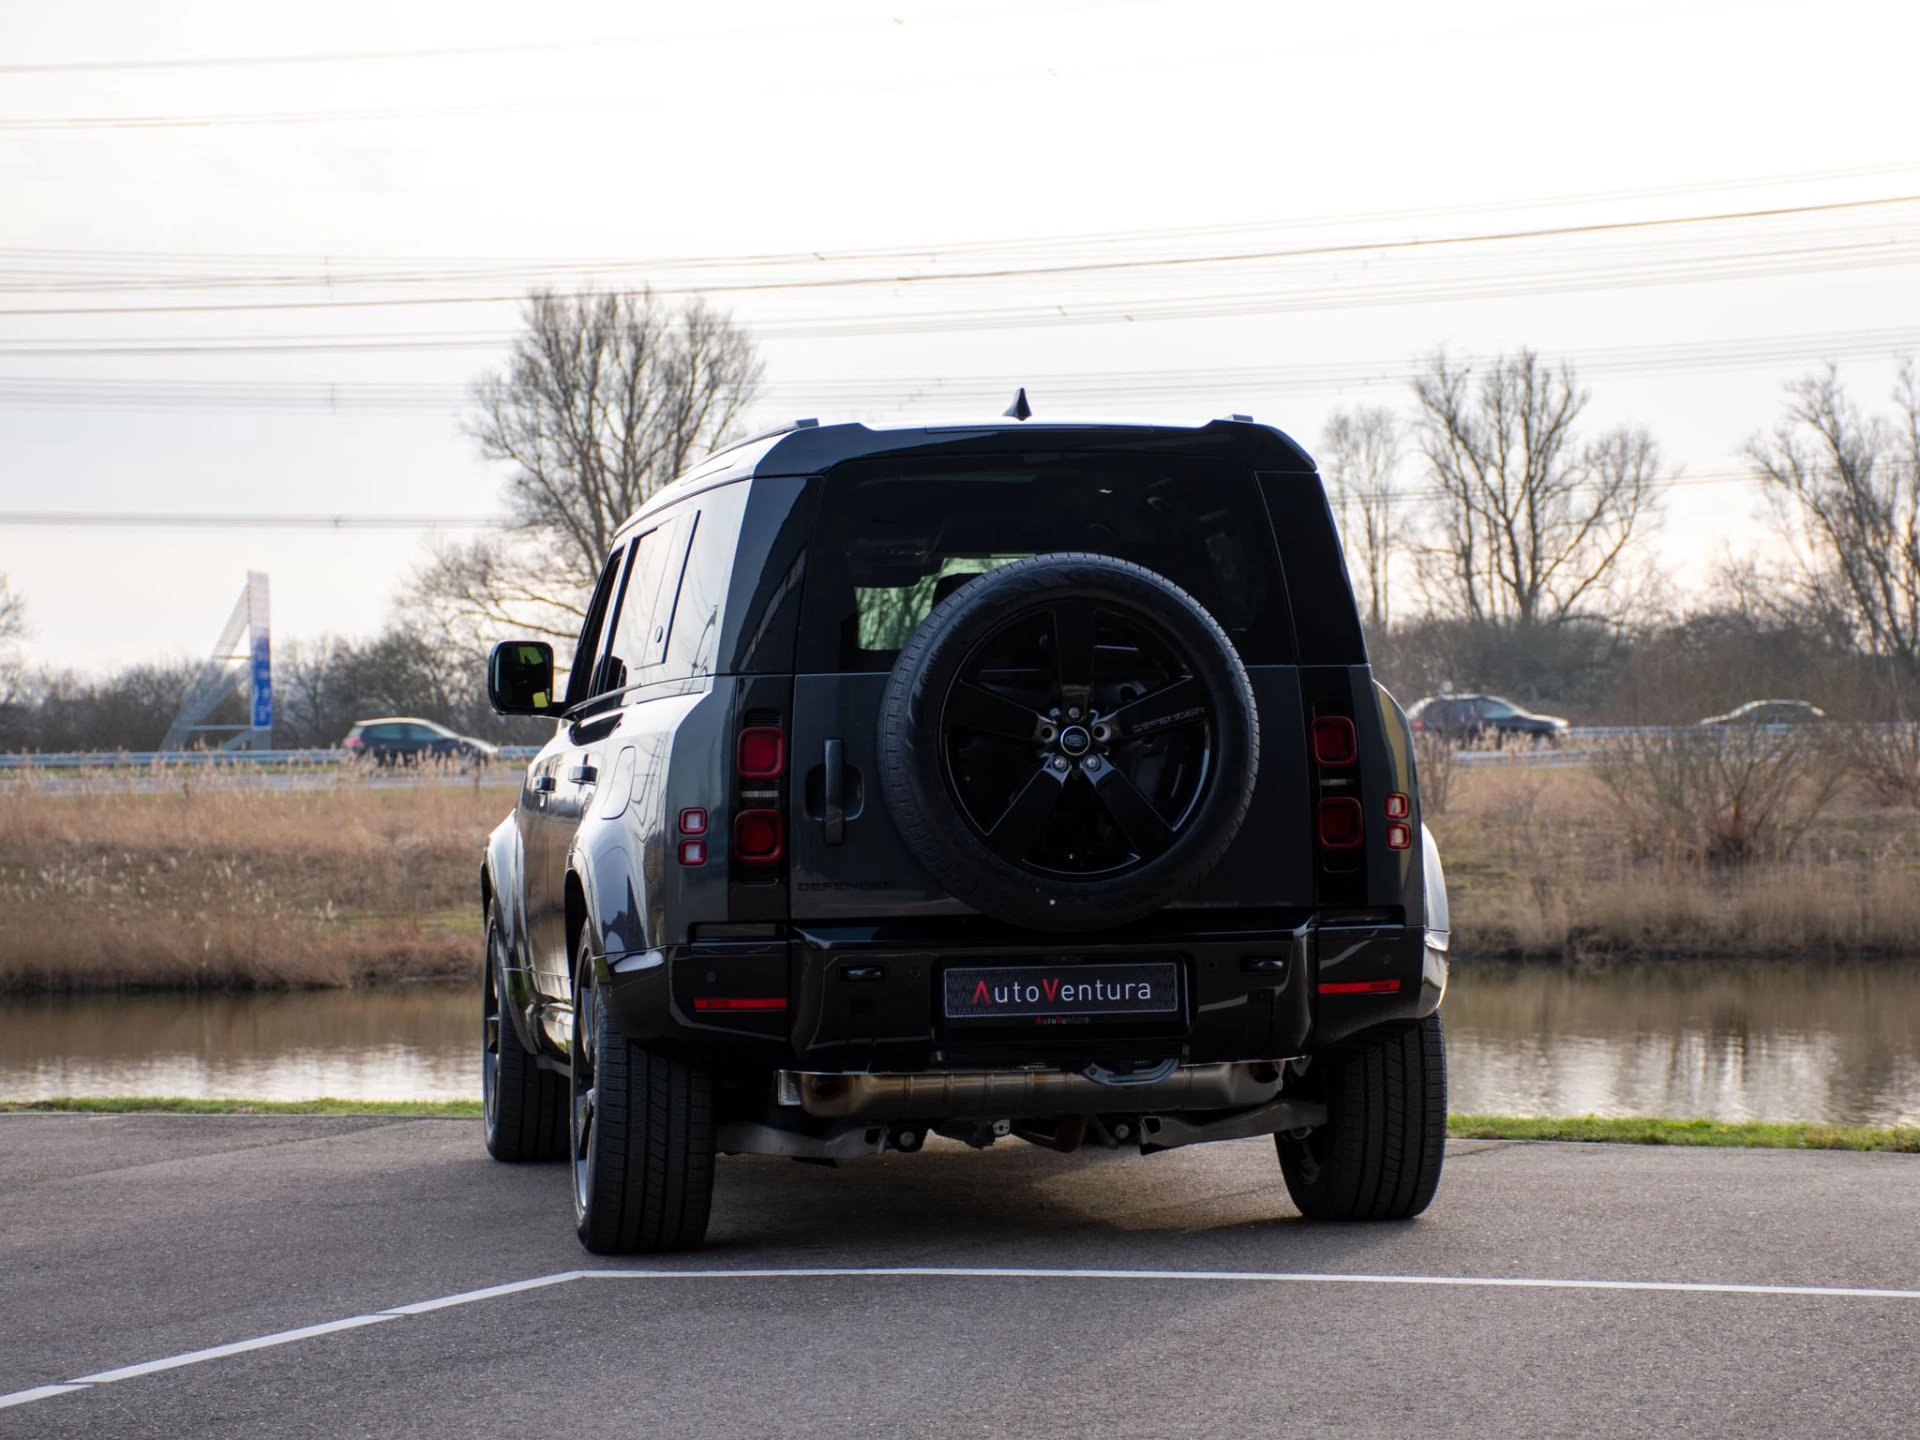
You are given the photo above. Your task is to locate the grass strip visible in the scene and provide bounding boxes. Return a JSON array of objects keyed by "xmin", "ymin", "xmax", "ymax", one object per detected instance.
[
  {"xmin": 3, "ymin": 1098, "xmax": 1916, "ymax": 1151},
  {"xmin": 0, "ymin": 1096, "xmax": 484, "ymax": 1117},
  {"xmin": 1449, "ymin": 1113, "xmax": 1919, "ymax": 1152}
]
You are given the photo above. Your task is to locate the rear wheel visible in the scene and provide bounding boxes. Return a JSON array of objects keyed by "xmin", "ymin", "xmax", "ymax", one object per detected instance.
[
  {"xmin": 1277, "ymin": 1014, "xmax": 1447, "ymax": 1221},
  {"xmin": 570, "ymin": 935, "xmax": 715, "ymax": 1254},
  {"xmin": 482, "ymin": 910, "xmax": 567, "ymax": 1162}
]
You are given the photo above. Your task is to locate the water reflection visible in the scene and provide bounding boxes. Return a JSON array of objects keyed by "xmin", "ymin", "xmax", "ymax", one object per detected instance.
[
  {"xmin": 0, "ymin": 987, "xmax": 479, "ymax": 1103},
  {"xmin": 1, "ymin": 964, "xmax": 1916, "ymax": 1123},
  {"xmin": 1445, "ymin": 963, "xmax": 1920, "ymax": 1126}
]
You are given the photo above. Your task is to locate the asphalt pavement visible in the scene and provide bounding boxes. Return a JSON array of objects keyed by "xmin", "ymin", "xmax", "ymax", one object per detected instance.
[{"xmin": 1, "ymin": 1114, "xmax": 1915, "ymax": 1438}]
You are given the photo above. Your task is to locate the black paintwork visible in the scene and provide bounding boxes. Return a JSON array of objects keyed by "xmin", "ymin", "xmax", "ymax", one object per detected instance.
[{"xmin": 480, "ymin": 418, "xmax": 1445, "ymax": 1090}]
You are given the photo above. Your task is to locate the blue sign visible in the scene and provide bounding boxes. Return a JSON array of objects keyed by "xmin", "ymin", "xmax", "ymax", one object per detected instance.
[{"xmin": 251, "ymin": 633, "xmax": 273, "ymax": 730}]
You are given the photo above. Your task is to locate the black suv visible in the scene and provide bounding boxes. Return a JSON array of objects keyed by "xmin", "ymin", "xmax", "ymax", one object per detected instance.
[{"xmin": 480, "ymin": 417, "xmax": 1451, "ymax": 1253}]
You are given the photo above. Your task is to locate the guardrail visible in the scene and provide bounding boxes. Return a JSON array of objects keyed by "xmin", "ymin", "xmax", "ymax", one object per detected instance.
[{"xmin": 0, "ymin": 746, "xmax": 543, "ymax": 770}]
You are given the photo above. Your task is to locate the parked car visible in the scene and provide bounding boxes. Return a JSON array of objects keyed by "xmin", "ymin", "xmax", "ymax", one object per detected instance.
[
  {"xmin": 1698, "ymin": 699, "xmax": 1828, "ymax": 727},
  {"xmin": 1406, "ymin": 693, "xmax": 1569, "ymax": 746},
  {"xmin": 478, "ymin": 415, "xmax": 1451, "ymax": 1253},
  {"xmin": 343, "ymin": 716, "xmax": 497, "ymax": 767}
]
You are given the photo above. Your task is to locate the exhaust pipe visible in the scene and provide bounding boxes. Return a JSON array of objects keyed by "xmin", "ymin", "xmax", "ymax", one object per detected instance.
[{"xmin": 785, "ymin": 1062, "xmax": 1286, "ymax": 1120}]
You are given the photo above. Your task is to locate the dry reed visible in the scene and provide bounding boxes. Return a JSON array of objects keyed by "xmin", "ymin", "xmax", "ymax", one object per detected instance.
[{"xmin": 1, "ymin": 771, "xmax": 502, "ymax": 993}]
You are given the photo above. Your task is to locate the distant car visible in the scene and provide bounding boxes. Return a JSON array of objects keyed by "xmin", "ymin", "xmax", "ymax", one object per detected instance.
[
  {"xmin": 1406, "ymin": 693, "xmax": 1570, "ymax": 746},
  {"xmin": 343, "ymin": 716, "xmax": 498, "ymax": 767},
  {"xmin": 1698, "ymin": 699, "xmax": 1828, "ymax": 727}
]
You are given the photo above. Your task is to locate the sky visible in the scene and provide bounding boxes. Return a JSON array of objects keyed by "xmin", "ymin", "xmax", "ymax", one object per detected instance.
[{"xmin": 2, "ymin": 0, "xmax": 1918, "ymax": 674}]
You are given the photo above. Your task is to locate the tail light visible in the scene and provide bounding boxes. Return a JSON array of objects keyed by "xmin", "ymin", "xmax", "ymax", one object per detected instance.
[
  {"xmin": 1385, "ymin": 792, "xmax": 1410, "ymax": 819},
  {"xmin": 344, "ymin": 734, "xmax": 362, "ymax": 750},
  {"xmin": 677, "ymin": 808, "xmax": 707, "ymax": 866},
  {"xmin": 1385, "ymin": 821, "xmax": 1411, "ymax": 850},
  {"xmin": 1311, "ymin": 715, "xmax": 1357, "ymax": 766},
  {"xmin": 737, "ymin": 726, "xmax": 786, "ymax": 780},
  {"xmin": 1317, "ymin": 796, "xmax": 1364, "ymax": 849},
  {"xmin": 734, "ymin": 808, "xmax": 784, "ymax": 863}
]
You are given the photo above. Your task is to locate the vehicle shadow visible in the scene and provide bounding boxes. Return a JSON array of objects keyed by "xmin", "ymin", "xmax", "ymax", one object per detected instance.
[{"xmin": 684, "ymin": 1137, "xmax": 1436, "ymax": 1272}]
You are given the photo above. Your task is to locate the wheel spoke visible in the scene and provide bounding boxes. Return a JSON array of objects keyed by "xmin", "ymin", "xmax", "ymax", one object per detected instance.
[
  {"xmin": 985, "ymin": 763, "xmax": 1070, "ymax": 862},
  {"xmin": 1049, "ymin": 602, "xmax": 1099, "ymax": 707},
  {"xmin": 1089, "ymin": 764, "xmax": 1175, "ymax": 856},
  {"xmin": 946, "ymin": 681, "xmax": 1045, "ymax": 742},
  {"xmin": 1108, "ymin": 676, "xmax": 1208, "ymax": 740}
]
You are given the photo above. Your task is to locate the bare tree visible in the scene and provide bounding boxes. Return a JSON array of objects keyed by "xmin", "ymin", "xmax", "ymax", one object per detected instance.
[
  {"xmin": 415, "ymin": 288, "xmax": 763, "ymax": 639},
  {"xmin": 1410, "ymin": 350, "xmax": 1665, "ymax": 628},
  {"xmin": 0, "ymin": 575, "xmax": 23, "ymax": 646},
  {"xmin": 1747, "ymin": 362, "xmax": 1920, "ymax": 670},
  {"xmin": 0, "ymin": 575, "xmax": 26, "ymax": 704},
  {"xmin": 1320, "ymin": 406, "xmax": 1404, "ymax": 632}
]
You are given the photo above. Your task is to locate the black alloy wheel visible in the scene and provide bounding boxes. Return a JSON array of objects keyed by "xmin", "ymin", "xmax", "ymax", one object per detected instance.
[
  {"xmin": 481, "ymin": 909, "xmax": 565, "ymax": 1162},
  {"xmin": 878, "ymin": 553, "xmax": 1259, "ymax": 932},
  {"xmin": 569, "ymin": 944, "xmax": 600, "ymax": 1227},
  {"xmin": 569, "ymin": 934, "xmax": 715, "ymax": 1253},
  {"xmin": 941, "ymin": 598, "xmax": 1215, "ymax": 878}
]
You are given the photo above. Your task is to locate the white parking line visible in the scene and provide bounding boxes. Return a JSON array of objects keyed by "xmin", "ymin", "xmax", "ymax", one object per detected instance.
[{"xmin": 5, "ymin": 1265, "xmax": 1917, "ymax": 1411}]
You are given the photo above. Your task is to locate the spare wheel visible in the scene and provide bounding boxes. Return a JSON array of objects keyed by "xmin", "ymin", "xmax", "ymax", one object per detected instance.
[{"xmin": 876, "ymin": 552, "xmax": 1259, "ymax": 932}]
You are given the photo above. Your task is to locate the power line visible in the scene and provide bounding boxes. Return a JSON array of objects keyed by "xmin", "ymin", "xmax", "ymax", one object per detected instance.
[
  {"xmin": 0, "ymin": 511, "xmax": 502, "ymax": 530},
  {"xmin": 0, "ymin": 472, "xmax": 1781, "ymax": 532},
  {"xmin": 2, "ymin": 193, "xmax": 1915, "ymax": 319},
  {"xmin": 0, "ymin": 1, "xmax": 1137, "ymax": 76},
  {"xmin": 3, "ymin": 325, "xmax": 1916, "ymax": 414},
  {"xmin": 4, "ymin": 160, "xmax": 1917, "ymax": 283}
]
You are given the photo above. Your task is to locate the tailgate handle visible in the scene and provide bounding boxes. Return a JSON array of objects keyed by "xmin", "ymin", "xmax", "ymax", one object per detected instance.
[{"xmin": 823, "ymin": 738, "xmax": 846, "ymax": 846}]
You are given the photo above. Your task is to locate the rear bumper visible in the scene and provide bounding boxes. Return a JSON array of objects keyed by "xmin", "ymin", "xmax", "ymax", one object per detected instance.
[{"xmin": 601, "ymin": 916, "xmax": 1446, "ymax": 1073}]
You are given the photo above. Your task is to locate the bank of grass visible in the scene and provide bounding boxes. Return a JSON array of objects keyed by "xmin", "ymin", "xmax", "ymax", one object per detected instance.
[
  {"xmin": 5, "ymin": 760, "xmax": 1919, "ymax": 994},
  {"xmin": 0, "ymin": 772, "xmax": 499, "ymax": 994},
  {"xmin": 4, "ymin": 1097, "xmax": 1915, "ymax": 1151},
  {"xmin": 1432, "ymin": 764, "xmax": 1920, "ymax": 962}
]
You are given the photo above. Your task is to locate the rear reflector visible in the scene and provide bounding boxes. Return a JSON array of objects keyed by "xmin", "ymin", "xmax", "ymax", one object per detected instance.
[
  {"xmin": 1311, "ymin": 715, "xmax": 1358, "ymax": 766},
  {"xmin": 1386, "ymin": 821, "xmax": 1412, "ymax": 850},
  {"xmin": 1317, "ymin": 979, "xmax": 1402, "ymax": 995},
  {"xmin": 1385, "ymin": 792, "xmax": 1410, "ymax": 819},
  {"xmin": 692, "ymin": 996, "xmax": 787, "ymax": 1011},
  {"xmin": 737, "ymin": 726, "xmax": 786, "ymax": 779},
  {"xmin": 734, "ymin": 808, "xmax": 784, "ymax": 862},
  {"xmin": 1317, "ymin": 796, "xmax": 1365, "ymax": 849},
  {"xmin": 678, "ymin": 839, "xmax": 706, "ymax": 866}
]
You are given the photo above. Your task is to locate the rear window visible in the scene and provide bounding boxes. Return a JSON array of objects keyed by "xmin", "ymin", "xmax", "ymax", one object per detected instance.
[{"xmin": 797, "ymin": 454, "xmax": 1294, "ymax": 672}]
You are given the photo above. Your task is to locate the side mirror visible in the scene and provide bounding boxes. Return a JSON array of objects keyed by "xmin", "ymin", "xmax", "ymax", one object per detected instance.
[{"xmin": 488, "ymin": 641, "xmax": 556, "ymax": 716}]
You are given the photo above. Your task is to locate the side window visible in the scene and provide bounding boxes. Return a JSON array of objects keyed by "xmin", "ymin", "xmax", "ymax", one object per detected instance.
[
  {"xmin": 600, "ymin": 528, "xmax": 657, "ymax": 694},
  {"xmin": 609, "ymin": 509, "xmax": 697, "ymax": 685},
  {"xmin": 562, "ymin": 545, "xmax": 629, "ymax": 707},
  {"xmin": 666, "ymin": 483, "xmax": 748, "ymax": 679}
]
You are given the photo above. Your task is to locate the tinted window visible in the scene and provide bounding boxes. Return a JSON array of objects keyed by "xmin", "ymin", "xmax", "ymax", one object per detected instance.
[
  {"xmin": 666, "ymin": 483, "xmax": 748, "ymax": 680},
  {"xmin": 563, "ymin": 546, "xmax": 630, "ymax": 706},
  {"xmin": 601, "ymin": 528, "xmax": 659, "ymax": 692},
  {"xmin": 608, "ymin": 510, "xmax": 697, "ymax": 686},
  {"xmin": 799, "ymin": 454, "xmax": 1291, "ymax": 672}
]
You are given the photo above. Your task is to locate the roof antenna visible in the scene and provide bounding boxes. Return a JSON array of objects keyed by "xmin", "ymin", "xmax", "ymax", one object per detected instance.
[{"xmin": 1002, "ymin": 387, "xmax": 1032, "ymax": 421}]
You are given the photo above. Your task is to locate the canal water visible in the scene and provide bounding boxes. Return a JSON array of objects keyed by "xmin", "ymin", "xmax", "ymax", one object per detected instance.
[{"xmin": 2, "ymin": 963, "xmax": 1916, "ymax": 1125}]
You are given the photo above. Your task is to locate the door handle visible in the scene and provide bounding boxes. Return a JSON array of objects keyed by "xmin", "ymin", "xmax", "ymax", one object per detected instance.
[
  {"xmin": 532, "ymin": 773, "xmax": 557, "ymax": 794},
  {"xmin": 567, "ymin": 764, "xmax": 598, "ymax": 785},
  {"xmin": 823, "ymin": 737, "xmax": 845, "ymax": 846}
]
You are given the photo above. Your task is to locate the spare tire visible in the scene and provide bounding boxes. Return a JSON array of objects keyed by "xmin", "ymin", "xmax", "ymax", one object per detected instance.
[{"xmin": 877, "ymin": 553, "xmax": 1259, "ymax": 932}]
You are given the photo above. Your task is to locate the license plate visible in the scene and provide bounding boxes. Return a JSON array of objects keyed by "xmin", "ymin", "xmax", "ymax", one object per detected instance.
[{"xmin": 943, "ymin": 961, "xmax": 1181, "ymax": 1021}]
